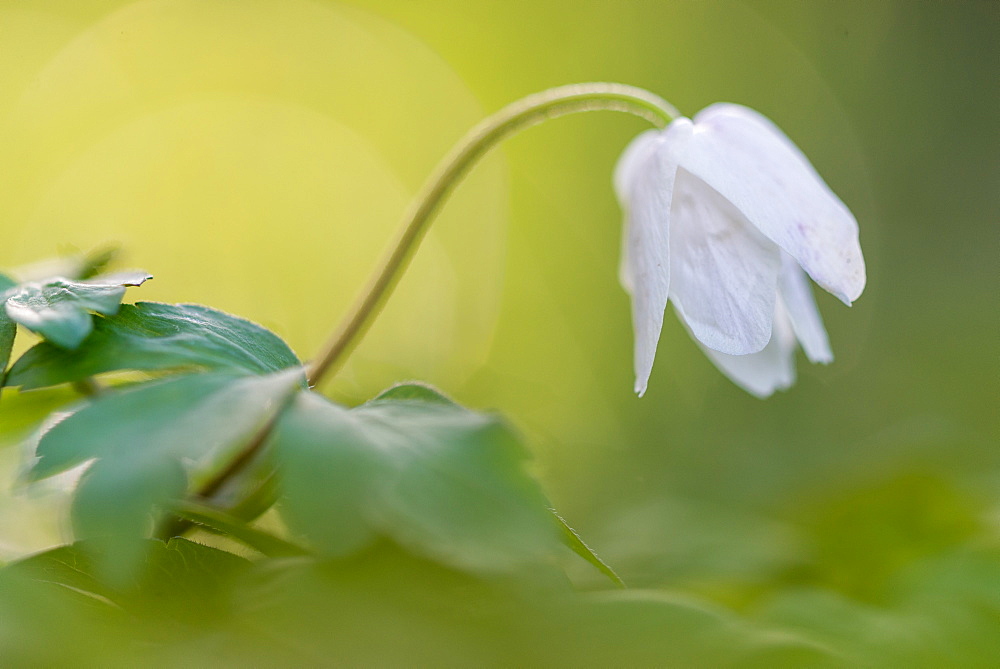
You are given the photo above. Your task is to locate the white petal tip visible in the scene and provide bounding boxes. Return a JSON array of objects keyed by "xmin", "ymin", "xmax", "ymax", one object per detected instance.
[
  {"xmin": 738, "ymin": 382, "xmax": 780, "ymax": 400},
  {"xmin": 829, "ymin": 274, "xmax": 865, "ymax": 306},
  {"xmin": 748, "ymin": 378, "xmax": 796, "ymax": 399}
]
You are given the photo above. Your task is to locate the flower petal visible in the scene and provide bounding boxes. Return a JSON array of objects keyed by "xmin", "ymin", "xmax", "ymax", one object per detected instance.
[
  {"xmin": 778, "ymin": 252, "xmax": 833, "ymax": 364},
  {"xmin": 614, "ymin": 129, "xmax": 661, "ymax": 294},
  {"xmin": 669, "ymin": 168, "xmax": 781, "ymax": 356},
  {"xmin": 695, "ymin": 300, "xmax": 797, "ymax": 398},
  {"xmin": 614, "ymin": 120, "xmax": 693, "ymax": 396},
  {"xmin": 682, "ymin": 104, "xmax": 865, "ymax": 304}
]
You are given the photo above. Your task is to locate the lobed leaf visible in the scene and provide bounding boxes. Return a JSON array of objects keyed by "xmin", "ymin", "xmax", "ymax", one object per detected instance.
[
  {"xmin": 27, "ymin": 368, "xmax": 302, "ymax": 583},
  {"xmin": 6, "ymin": 302, "xmax": 302, "ymax": 390},
  {"xmin": 274, "ymin": 384, "xmax": 561, "ymax": 573},
  {"xmin": 28, "ymin": 369, "xmax": 304, "ymax": 482},
  {"xmin": 4, "ymin": 272, "xmax": 152, "ymax": 350}
]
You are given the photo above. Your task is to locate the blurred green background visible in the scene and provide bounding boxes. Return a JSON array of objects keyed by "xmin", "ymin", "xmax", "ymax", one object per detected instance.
[{"xmin": 0, "ymin": 0, "xmax": 997, "ymax": 663}]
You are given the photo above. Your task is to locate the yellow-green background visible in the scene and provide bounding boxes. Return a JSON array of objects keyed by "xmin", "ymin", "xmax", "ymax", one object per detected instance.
[{"xmin": 0, "ymin": 0, "xmax": 997, "ymax": 658}]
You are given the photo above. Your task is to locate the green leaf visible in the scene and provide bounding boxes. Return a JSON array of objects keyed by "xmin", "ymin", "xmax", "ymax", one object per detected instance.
[
  {"xmin": 0, "ymin": 273, "xmax": 19, "ymax": 293},
  {"xmin": 6, "ymin": 302, "xmax": 302, "ymax": 390},
  {"xmin": 0, "ymin": 273, "xmax": 16, "ymax": 374},
  {"xmin": 274, "ymin": 384, "xmax": 561, "ymax": 572},
  {"xmin": 0, "ymin": 545, "xmax": 125, "ymax": 664},
  {"xmin": 0, "ymin": 543, "xmax": 117, "ymax": 606},
  {"xmin": 0, "ymin": 316, "xmax": 15, "ymax": 375},
  {"xmin": 2, "ymin": 537, "xmax": 250, "ymax": 621},
  {"xmin": 28, "ymin": 368, "xmax": 304, "ymax": 482},
  {"xmin": 130, "ymin": 537, "xmax": 251, "ymax": 621},
  {"xmin": 4, "ymin": 272, "xmax": 152, "ymax": 349},
  {"xmin": 0, "ymin": 386, "xmax": 80, "ymax": 450},
  {"xmin": 73, "ymin": 455, "xmax": 188, "ymax": 586},
  {"xmin": 172, "ymin": 500, "xmax": 310, "ymax": 558},
  {"xmin": 273, "ymin": 392, "xmax": 384, "ymax": 558},
  {"xmin": 551, "ymin": 508, "xmax": 625, "ymax": 588},
  {"xmin": 28, "ymin": 369, "xmax": 302, "ymax": 583},
  {"xmin": 372, "ymin": 381, "xmax": 455, "ymax": 404}
]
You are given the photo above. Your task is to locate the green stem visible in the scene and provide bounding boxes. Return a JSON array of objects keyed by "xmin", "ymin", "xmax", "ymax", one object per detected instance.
[
  {"xmin": 171, "ymin": 499, "xmax": 310, "ymax": 558},
  {"xmin": 306, "ymin": 82, "xmax": 677, "ymax": 387},
  {"xmin": 163, "ymin": 83, "xmax": 677, "ymax": 542},
  {"xmin": 71, "ymin": 378, "xmax": 103, "ymax": 397}
]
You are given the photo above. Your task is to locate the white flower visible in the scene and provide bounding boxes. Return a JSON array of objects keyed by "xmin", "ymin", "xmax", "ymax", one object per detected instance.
[{"xmin": 614, "ymin": 103, "xmax": 865, "ymax": 398}]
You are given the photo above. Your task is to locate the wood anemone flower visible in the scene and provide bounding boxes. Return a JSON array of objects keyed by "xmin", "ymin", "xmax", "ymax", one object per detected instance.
[{"xmin": 615, "ymin": 103, "xmax": 865, "ymax": 397}]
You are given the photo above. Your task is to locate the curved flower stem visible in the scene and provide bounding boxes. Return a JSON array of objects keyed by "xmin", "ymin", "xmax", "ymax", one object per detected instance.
[
  {"xmin": 306, "ymin": 82, "xmax": 678, "ymax": 387},
  {"xmin": 164, "ymin": 84, "xmax": 678, "ymax": 541}
]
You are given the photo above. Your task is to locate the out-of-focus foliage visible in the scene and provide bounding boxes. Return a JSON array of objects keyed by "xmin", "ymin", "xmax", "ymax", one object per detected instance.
[
  {"xmin": 0, "ymin": 538, "xmax": 847, "ymax": 667},
  {"xmin": 0, "ymin": 251, "xmax": 621, "ymax": 660},
  {"xmin": 0, "ymin": 0, "xmax": 996, "ymax": 665}
]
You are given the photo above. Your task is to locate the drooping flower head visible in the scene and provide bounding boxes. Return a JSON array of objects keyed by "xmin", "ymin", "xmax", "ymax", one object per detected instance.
[{"xmin": 615, "ymin": 104, "xmax": 865, "ymax": 397}]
